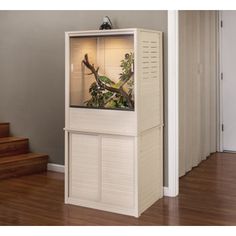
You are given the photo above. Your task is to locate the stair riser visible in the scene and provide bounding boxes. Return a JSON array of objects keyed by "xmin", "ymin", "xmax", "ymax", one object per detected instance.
[
  {"xmin": 0, "ymin": 140, "xmax": 29, "ymax": 158},
  {"xmin": 0, "ymin": 124, "xmax": 10, "ymax": 138},
  {"xmin": 0, "ymin": 159, "xmax": 48, "ymax": 179}
]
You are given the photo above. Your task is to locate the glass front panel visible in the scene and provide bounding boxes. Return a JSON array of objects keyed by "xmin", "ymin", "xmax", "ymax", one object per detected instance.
[{"xmin": 70, "ymin": 35, "xmax": 134, "ymax": 111}]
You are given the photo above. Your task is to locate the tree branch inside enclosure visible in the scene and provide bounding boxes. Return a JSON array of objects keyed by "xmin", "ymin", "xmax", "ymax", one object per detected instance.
[{"xmin": 82, "ymin": 53, "xmax": 134, "ymax": 109}]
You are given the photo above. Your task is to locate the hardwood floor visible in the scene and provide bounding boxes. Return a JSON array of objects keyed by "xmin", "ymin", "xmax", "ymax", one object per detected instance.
[{"xmin": 0, "ymin": 152, "xmax": 236, "ymax": 225}]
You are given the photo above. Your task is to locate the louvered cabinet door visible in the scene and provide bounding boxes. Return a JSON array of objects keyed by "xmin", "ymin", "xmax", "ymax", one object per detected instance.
[
  {"xmin": 101, "ymin": 136, "xmax": 135, "ymax": 209},
  {"xmin": 69, "ymin": 133, "xmax": 100, "ymax": 201}
]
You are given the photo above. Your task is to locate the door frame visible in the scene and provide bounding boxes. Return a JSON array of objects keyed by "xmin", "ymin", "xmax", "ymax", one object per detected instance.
[
  {"xmin": 218, "ymin": 10, "xmax": 224, "ymax": 152},
  {"xmin": 165, "ymin": 10, "xmax": 179, "ymax": 197},
  {"xmin": 216, "ymin": 10, "xmax": 236, "ymax": 152}
]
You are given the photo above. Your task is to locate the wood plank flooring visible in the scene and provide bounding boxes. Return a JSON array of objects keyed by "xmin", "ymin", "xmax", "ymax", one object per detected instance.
[{"xmin": 0, "ymin": 152, "xmax": 236, "ymax": 225}]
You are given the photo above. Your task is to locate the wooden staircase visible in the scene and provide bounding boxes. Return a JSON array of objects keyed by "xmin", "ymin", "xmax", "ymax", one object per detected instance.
[{"xmin": 0, "ymin": 122, "xmax": 48, "ymax": 179}]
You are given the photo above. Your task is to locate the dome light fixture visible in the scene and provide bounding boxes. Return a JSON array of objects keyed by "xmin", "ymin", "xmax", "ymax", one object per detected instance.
[{"xmin": 99, "ymin": 16, "xmax": 112, "ymax": 30}]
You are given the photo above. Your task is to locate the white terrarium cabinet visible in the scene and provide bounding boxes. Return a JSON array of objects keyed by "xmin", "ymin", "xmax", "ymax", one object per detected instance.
[{"xmin": 65, "ymin": 28, "xmax": 163, "ymax": 217}]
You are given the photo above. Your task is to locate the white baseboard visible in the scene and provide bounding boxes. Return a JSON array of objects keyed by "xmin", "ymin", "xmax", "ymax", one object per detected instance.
[
  {"xmin": 164, "ymin": 187, "xmax": 171, "ymax": 197},
  {"xmin": 47, "ymin": 163, "xmax": 65, "ymax": 173},
  {"xmin": 163, "ymin": 186, "xmax": 179, "ymax": 197}
]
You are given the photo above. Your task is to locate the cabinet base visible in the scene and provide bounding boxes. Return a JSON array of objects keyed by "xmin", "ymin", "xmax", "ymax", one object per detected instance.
[{"xmin": 66, "ymin": 197, "xmax": 139, "ymax": 217}]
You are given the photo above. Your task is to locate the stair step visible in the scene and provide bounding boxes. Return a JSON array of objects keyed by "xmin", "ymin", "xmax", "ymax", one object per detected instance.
[
  {"xmin": 0, "ymin": 123, "xmax": 10, "ymax": 138},
  {"xmin": 0, "ymin": 123, "xmax": 49, "ymax": 179},
  {"xmin": 0, "ymin": 153, "xmax": 49, "ymax": 179},
  {"xmin": 0, "ymin": 137, "xmax": 29, "ymax": 157}
]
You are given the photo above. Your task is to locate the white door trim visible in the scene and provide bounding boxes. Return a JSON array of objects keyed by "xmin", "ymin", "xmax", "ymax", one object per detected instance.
[
  {"xmin": 218, "ymin": 10, "xmax": 224, "ymax": 152},
  {"xmin": 165, "ymin": 10, "xmax": 179, "ymax": 197}
]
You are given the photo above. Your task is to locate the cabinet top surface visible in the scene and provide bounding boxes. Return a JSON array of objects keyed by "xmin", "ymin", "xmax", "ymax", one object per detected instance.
[{"xmin": 65, "ymin": 28, "xmax": 162, "ymax": 37}]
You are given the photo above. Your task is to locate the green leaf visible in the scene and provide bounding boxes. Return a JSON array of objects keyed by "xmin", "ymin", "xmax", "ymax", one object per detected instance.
[{"xmin": 105, "ymin": 100, "xmax": 117, "ymax": 108}]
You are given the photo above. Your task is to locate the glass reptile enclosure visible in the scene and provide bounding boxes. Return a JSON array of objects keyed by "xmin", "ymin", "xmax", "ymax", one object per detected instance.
[{"xmin": 70, "ymin": 35, "xmax": 134, "ymax": 111}]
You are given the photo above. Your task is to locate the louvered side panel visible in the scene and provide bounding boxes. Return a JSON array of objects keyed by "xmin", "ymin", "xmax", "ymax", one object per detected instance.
[
  {"xmin": 101, "ymin": 136, "xmax": 135, "ymax": 209},
  {"xmin": 138, "ymin": 127, "xmax": 163, "ymax": 214},
  {"xmin": 69, "ymin": 133, "xmax": 100, "ymax": 201},
  {"xmin": 137, "ymin": 30, "xmax": 163, "ymax": 132}
]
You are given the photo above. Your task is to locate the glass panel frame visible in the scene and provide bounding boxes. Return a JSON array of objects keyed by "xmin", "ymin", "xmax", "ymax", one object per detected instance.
[{"xmin": 69, "ymin": 34, "xmax": 135, "ymax": 111}]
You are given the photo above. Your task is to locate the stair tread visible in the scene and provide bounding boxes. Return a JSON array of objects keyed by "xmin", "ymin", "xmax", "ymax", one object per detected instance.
[
  {"xmin": 0, "ymin": 153, "xmax": 48, "ymax": 164},
  {"xmin": 0, "ymin": 122, "xmax": 10, "ymax": 125},
  {"xmin": 0, "ymin": 136, "xmax": 28, "ymax": 144}
]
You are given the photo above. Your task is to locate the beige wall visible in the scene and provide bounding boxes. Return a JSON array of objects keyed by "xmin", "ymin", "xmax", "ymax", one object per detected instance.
[
  {"xmin": 179, "ymin": 11, "xmax": 218, "ymax": 176},
  {"xmin": 0, "ymin": 11, "xmax": 169, "ymax": 185}
]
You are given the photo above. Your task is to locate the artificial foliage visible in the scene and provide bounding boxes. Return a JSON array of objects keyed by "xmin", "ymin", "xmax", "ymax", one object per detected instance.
[{"xmin": 82, "ymin": 52, "xmax": 134, "ymax": 110}]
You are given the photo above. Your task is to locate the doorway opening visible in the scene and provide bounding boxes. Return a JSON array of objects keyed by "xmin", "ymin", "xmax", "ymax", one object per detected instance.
[
  {"xmin": 178, "ymin": 10, "xmax": 218, "ymax": 177},
  {"xmin": 176, "ymin": 10, "xmax": 236, "ymax": 192}
]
